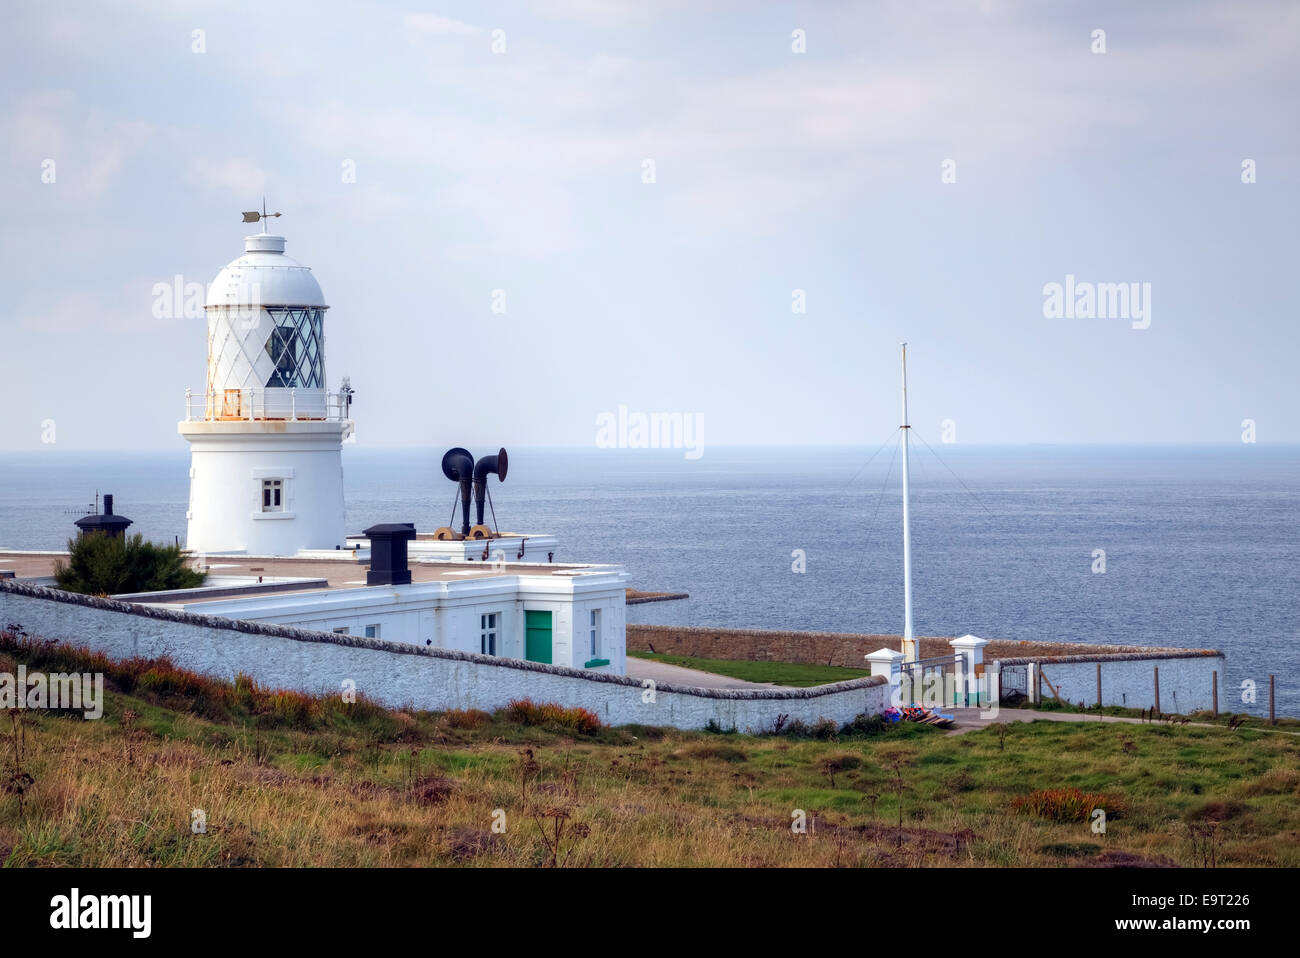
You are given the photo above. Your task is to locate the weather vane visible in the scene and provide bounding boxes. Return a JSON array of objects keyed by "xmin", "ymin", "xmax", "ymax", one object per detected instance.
[{"xmin": 241, "ymin": 197, "xmax": 282, "ymax": 225}]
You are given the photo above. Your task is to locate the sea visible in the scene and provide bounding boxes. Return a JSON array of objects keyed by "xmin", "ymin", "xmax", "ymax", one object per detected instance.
[{"xmin": 1, "ymin": 444, "xmax": 1297, "ymax": 716}]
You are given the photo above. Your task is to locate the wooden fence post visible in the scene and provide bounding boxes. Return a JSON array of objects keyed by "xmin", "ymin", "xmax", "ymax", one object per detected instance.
[
  {"xmin": 1153, "ymin": 666, "xmax": 1160, "ymax": 715},
  {"xmin": 1270, "ymin": 675, "xmax": 1276, "ymax": 726},
  {"xmin": 1096, "ymin": 662, "xmax": 1102, "ymax": 709},
  {"xmin": 1212, "ymin": 671, "xmax": 1218, "ymax": 718},
  {"xmin": 1039, "ymin": 668, "xmax": 1063, "ymax": 705}
]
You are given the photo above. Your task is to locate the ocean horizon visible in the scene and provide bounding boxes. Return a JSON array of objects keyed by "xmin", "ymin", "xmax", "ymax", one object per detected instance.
[{"xmin": 2, "ymin": 443, "xmax": 1297, "ymax": 715}]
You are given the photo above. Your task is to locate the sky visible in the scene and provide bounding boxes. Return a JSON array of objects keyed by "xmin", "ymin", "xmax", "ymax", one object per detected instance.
[{"xmin": 0, "ymin": 0, "xmax": 1296, "ymax": 451}]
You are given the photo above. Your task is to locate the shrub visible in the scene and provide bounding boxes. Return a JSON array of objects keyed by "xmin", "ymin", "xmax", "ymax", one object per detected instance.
[
  {"xmin": 54, "ymin": 533, "xmax": 205, "ymax": 596},
  {"xmin": 811, "ymin": 718, "xmax": 839, "ymax": 740},
  {"xmin": 263, "ymin": 689, "xmax": 317, "ymax": 729},
  {"xmin": 1184, "ymin": 799, "xmax": 1247, "ymax": 822},
  {"xmin": 501, "ymin": 699, "xmax": 601, "ymax": 735},
  {"xmin": 232, "ymin": 673, "xmax": 258, "ymax": 709},
  {"xmin": 443, "ymin": 826, "xmax": 505, "ymax": 862},
  {"xmin": 841, "ymin": 713, "xmax": 888, "ymax": 737},
  {"xmin": 943, "ymin": 769, "xmax": 976, "ymax": 793},
  {"xmin": 762, "ymin": 713, "xmax": 893, "ymax": 741},
  {"xmin": 783, "ymin": 719, "xmax": 810, "ymax": 738},
  {"xmin": 442, "ymin": 708, "xmax": 492, "ymax": 729},
  {"xmin": 0, "ymin": 629, "xmax": 387, "ymax": 733},
  {"xmin": 411, "ymin": 775, "xmax": 457, "ymax": 805},
  {"xmin": 818, "ymin": 753, "xmax": 863, "ymax": 787},
  {"xmin": 1011, "ymin": 787, "xmax": 1121, "ymax": 823}
]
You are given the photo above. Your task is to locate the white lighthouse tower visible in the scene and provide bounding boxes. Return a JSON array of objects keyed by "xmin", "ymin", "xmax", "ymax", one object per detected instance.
[{"xmin": 179, "ymin": 208, "xmax": 354, "ymax": 556}]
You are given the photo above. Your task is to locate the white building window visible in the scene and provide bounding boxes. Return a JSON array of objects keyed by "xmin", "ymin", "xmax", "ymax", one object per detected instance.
[
  {"xmin": 364, "ymin": 624, "xmax": 380, "ymax": 639},
  {"xmin": 589, "ymin": 609, "xmax": 601, "ymax": 658},
  {"xmin": 480, "ymin": 612, "xmax": 499, "ymax": 655},
  {"xmin": 261, "ymin": 479, "xmax": 284, "ymax": 512}
]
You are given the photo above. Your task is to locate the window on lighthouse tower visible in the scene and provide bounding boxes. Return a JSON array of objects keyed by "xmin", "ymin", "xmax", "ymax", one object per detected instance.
[{"xmin": 261, "ymin": 479, "xmax": 284, "ymax": 513}]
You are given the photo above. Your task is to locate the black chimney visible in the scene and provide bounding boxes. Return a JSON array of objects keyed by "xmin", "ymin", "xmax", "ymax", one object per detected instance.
[
  {"xmin": 74, "ymin": 493, "xmax": 133, "ymax": 539},
  {"xmin": 363, "ymin": 523, "xmax": 416, "ymax": 586}
]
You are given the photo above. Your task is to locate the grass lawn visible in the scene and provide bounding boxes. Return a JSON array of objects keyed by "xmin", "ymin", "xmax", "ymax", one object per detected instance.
[
  {"xmin": 628, "ymin": 650, "xmax": 871, "ymax": 687},
  {"xmin": 4, "ymin": 632, "xmax": 1300, "ymax": 868}
]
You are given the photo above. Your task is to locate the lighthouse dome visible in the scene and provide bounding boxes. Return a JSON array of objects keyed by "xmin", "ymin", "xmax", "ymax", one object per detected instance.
[{"xmin": 205, "ymin": 233, "xmax": 326, "ymax": 309}]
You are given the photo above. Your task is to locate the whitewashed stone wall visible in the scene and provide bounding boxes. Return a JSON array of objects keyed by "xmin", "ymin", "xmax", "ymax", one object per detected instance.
[
  {"xmin": 0, "ymin": 582, "xmax": 887, "ymax": 732},
  {"xmin": 996, "ymin": 652, "xmax": 1225, "ymax": 713}
]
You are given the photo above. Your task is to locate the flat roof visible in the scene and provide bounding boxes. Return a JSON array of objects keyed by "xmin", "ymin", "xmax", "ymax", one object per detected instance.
[
  {"xmin": 0, "ymin": 551, "xmax": 622, "ymax": 604},
  {"xmin": 348, "ymin": 531, "xmax": 547, "ymax": 542}
]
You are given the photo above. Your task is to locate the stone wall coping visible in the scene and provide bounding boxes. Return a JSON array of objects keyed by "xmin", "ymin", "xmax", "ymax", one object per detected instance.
[
  {"xmin": 993, "ymin": 650, "xmax": 1224, "ymax": 666},
  {"xmin": 631, "ymin": 623, "xmax": 1219, "ymax": 658},
  {"xmin": 0, "ymin": 579, "xmax": 886, "ymax": 703},
  {"xmin": 634, "ymin": 624, "xmax": 950, "ymax": 642}
]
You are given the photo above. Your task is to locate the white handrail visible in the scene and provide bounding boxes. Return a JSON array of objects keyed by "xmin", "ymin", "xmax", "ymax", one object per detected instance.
[{"xmin": 182, "ymin": 387, "xmax": 351, "ymax": 423}]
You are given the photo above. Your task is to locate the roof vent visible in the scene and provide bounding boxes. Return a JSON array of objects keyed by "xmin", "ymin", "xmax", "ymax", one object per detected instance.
[{"xmin": 363, "ymin": 523, "xmax": 416, "ymax": 587}]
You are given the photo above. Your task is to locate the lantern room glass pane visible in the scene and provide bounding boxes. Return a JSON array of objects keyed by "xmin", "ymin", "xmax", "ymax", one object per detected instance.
[{"xmin": 262, "ymin": 308, "xmax": 324, "ymax": 388}]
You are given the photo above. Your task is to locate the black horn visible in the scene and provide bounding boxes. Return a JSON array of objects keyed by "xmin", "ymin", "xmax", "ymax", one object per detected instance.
[
  {"xmin": 472, "ymin": 448, "xmax": 508, "ymax": 528},
  {"xmin": 441, "ymin": 447, "xmax": 475, "ymax": 536}
]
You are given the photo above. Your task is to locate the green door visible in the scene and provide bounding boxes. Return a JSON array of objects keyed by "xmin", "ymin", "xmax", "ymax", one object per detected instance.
[{"xmin": 525, "ymin": 610, "xmax": 552, "ymax": 664}]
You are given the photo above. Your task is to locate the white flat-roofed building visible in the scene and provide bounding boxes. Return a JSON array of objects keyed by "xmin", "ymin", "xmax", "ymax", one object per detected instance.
[{"xmin": 125, "ymin": 553, "xmax": 628, "ymax": 674}]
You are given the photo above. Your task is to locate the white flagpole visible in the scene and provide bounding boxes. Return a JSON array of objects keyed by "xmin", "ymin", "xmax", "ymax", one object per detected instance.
[{"xmin": 900, "ymin": 342, "xmax": 916, "ymax": 663}]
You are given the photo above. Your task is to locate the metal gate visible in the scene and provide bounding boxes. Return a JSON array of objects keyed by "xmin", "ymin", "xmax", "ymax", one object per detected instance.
[
  {"xmin": 1000, "ymin": 665, "xmax": 1028, "ymax": 697},
  {"xmin": 896, "ymin": 654, "xmax": 963, "ymax": 706}
]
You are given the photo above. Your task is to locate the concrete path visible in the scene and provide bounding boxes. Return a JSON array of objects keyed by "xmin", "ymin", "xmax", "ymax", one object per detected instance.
[
  {"xmin": 615, "ymin": 668, "xmax": 1300, "ymax": 735},
  {"xmin": 946, "ymin": 708, "xmax": 1299, "ymax": 736},
  {"xmin": 947, "ymin": 707, "xmax": 1155, "ymax": 735},
  {"xmin": 625, "ymin": 657, "xmax": 776, "ymax": 690}
]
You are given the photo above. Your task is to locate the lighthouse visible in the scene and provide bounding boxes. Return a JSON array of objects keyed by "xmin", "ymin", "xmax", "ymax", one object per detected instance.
[{"xmin": 179, "ymin": 209, "xmax": 353, "ymax": 556}]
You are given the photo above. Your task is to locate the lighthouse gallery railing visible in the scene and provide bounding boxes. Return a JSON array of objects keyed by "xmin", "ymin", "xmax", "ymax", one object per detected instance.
[{"xmin": 183, "ymin": 387, "xmax": 352, "ymax": 423}]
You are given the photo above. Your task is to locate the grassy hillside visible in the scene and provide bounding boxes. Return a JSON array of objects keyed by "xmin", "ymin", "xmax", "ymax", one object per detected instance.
[{"xmin": 2, "ymin": 630, "xmax": 1298, "ymax": 867}]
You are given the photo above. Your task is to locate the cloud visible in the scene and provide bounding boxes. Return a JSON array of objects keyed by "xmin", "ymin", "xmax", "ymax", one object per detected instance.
[
  {"xmin": 16, "ymin": 282, "xmax": 169, "ymax": 335},
  {"xmin": 403, "ymin": 13, "xmax": 481, "ymax": 36},
  {"xmin": 80, "ymin": 119, "xmax": 154, "ymax": 198},
  {"xmin": 3, "ymin": 90, "xmax": 72, "ymax": 161},
  {"xmin": 185, "ymin": 157, "xmax": 269, "ymax": 196},
  {"xmin": 2, "ymin": 0, "xmax": 1297, "ymax": 449},
  {"xmin": 1, "ymin": 91, "xmax": 155, "ymax": 200},
  {"xmin": 536, "ymin": 0, "xmax": 690, "ymax": 26}
]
